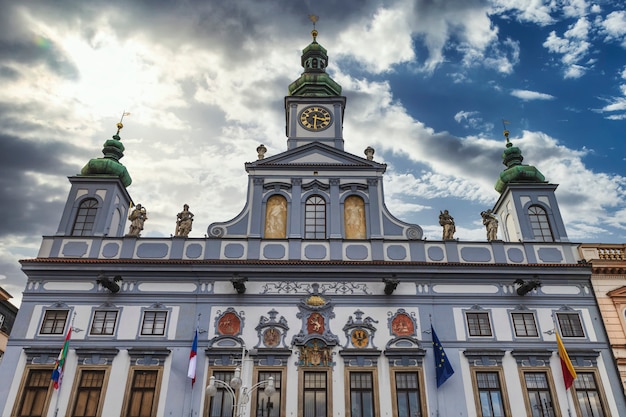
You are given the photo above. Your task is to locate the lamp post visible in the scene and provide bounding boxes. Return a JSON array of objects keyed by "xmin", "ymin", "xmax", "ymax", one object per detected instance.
[{"xmin": 205, "ymin": 349, "xmax": 276, "ymax": 417}]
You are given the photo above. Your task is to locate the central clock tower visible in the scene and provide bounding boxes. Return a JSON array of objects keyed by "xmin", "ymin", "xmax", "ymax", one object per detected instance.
[{"xmin": 285, "ymin": 28, "xmax": 346, "ymax": 150}]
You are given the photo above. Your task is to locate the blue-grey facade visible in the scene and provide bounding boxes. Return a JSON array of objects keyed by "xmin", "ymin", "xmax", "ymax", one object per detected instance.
[{"xmin": 0, "ymin": 30, "xmax": 624, "ymax": 417}]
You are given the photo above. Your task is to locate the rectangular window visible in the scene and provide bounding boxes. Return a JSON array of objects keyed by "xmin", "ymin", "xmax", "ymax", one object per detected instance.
[
  {"xmin": 467, "ymin": 312, "xmax": 492, "ymax": 337},
  {"xmin": 394, "ymin": 371, "xmax": 423, "ymax": 417},
  {"xmin": 255, "ymin": 370, "xmax": 281, "ymax": 417},
  {"xmin": 90, "ymin": 310, "xmax": 118, "ymax": 335},
  {"xmin": 522, "ymin": 371, "xmax": 557, "ymax": 417},
  {"xmin": 125, "ymin": 369, "xmax": 159, "ymax": 417},
  {"xmin": 303, "ymin": 371, "xmax": 327, "ymax": 417},
  {"xmin": 573, "ymin": 372, "xmax": 607, "ymax": 417},
  {"xmin": 140, "ymin": 311, "xmax": 167, "ymax": 336},
  {"xmin": 476, "ymin": 371, "xmax": 506, "ymax": 417},
  {"xmin": 71, "ymin": 369, "xmax": 106, "ymax": 417},
  {"xmin": 14, "ymin": 368, "xmax": 54, "ymax": 417},
  {"xmin": 557, "ymin": 313, "xmax": 585, "ymax": 337},
  {"xmin": 40, "ymin": 310, "xmax": 68, "ymax": 335},
  {"xmin": 208, "ymin": 370, "xmax": 235, "ymax": 417},
  {"xmin": 349, "ymin": 372, "xmax": 374, "ymax": 417},
  {"xmin": 511, "ymin": 313, "xmax": 538, "ymax": 337}
]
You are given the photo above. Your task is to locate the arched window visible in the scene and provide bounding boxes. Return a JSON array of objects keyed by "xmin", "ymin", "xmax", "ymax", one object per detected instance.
[
  {"xmin": 305, "ymin": 195, "xmax": 326, "ymax": 239},
  {"xmin": 344, "ymin": 195, "xmax": 366, "ymax": 239},
  {"xmin": 72, "ymin": 198, "xmax": 98, "ymax": 236},
  {"xmin": 528, "ymin": 205, "xmax": 553, "ymax": 242}
]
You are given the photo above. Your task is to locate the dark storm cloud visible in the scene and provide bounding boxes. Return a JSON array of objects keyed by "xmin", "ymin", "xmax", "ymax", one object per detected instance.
[
  {"xmin": 0, "ymin": 5, "xmax": 79, "ymax": 80},
  {"xmin": 0, "ymin": 132, "xmax": 88, "ymax": 237}
]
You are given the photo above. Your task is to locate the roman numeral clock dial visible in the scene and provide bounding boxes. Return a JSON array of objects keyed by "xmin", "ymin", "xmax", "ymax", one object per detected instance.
[{"xmin": 299, "ymin": 106, "xmax": 332, "ymax": 131}]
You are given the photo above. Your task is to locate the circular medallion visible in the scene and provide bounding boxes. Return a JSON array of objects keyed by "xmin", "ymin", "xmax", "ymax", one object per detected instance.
[
  {"xmin": 263, "ymin": 328, "xmax": 280, "ymax": 347},
  {"xmin": 299, "ymin": 106, "xmax": 333, "ymax": 131},
  {"xmin": 351, "ymin": 329, "xmax": 369, "ymax": 348}
]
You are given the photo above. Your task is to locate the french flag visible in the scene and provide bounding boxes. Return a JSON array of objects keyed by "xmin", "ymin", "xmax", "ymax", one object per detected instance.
[{"xmin": 187, "ymin": 329, "xmax": 198, "ymax": 386}]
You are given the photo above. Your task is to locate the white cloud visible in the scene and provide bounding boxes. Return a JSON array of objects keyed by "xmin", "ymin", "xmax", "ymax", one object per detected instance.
[
  {"xmin": 543, "ymin": 17, "xmax": 592, "ymax": 78},
  {"xmin": 336, "ymin": 4, "xmax": 415, "ymax": 73},
  {"xmin": 600, "ymin": 11, "xmax": 626, "ymax": 42},
  {"xmin": 510, "ymin": 89, "xmax": 556, "ymax": 100},
  {"xmin": 491, "ymin": 0, "xmax": 556, "ymax": 26},
  {"xmin": 561, "ymin": 0, "xmax": 589, "ymax": 19}
]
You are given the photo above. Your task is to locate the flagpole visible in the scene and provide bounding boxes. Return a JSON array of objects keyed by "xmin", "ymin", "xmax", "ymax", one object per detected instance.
[{"xmin": 429, "ymin": 314, "xmax": 440, "ymax": 417}]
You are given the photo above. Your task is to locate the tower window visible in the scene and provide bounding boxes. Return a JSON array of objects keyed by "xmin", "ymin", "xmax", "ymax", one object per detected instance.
[
  {"xmin": 528, "ymin": 205, "xmax": 553, "ymax": 242},
  {"xmin": 72, "ymin": 198, "xmax": 99, "ymax": 236},
  {"xmin": 305, "ymin": 195, "xmax": 326, "ymax": 239}
]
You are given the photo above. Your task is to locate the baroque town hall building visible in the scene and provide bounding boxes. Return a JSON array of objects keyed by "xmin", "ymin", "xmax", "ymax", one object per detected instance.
[{"xmin": 0, "ymin": 28, "xmax": 624, "ymax": 417}]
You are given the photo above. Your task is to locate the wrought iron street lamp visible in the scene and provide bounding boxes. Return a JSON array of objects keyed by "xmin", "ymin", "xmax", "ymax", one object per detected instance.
[{"xmin": 205, "ymin": 350, "xmax": 276, "ymax": 417}]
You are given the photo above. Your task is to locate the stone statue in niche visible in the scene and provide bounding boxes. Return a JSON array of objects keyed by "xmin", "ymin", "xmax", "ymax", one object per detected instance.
[
  {"xmin": 265, "ymin": 195, "xmax": 287, "ymax": 238},
  {"xmin": 344, "ymin": 195, "xmax": 366, "ymax": 239},
  {"xmin": 481, "ymin": 209, "xmax": 499, "ymax": 241},
  {"xmin": 175, "ymin": 204, "xmax": 194, "ymax": 237},
  {"xmin": 439, "ymin": 209, "xmax": 455, "ymax": 240},
  {"xmin": 127, "ymin": 204, "xmax": 147, "ymax": 237}
]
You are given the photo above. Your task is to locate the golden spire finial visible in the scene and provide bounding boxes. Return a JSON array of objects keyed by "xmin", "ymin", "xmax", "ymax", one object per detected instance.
[
  {"xmin": 309, "ymin": 15, "xmax": 319, "ymax": 41},
  {"xmin": 116, "ymin": 111, "xmax": 131, "ymax": 135},
  {"xmin": 502, "ymin": 119, "xmax": 510, "ymax": 144}
]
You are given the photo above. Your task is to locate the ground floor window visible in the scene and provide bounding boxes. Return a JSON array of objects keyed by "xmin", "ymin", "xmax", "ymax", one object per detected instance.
[
  {"xmin": 70, "ymin": 368, "xmax": 109, "ymax": 417},
  {"xmin": 254, "ymin": 369, "xmax": 282, "ymax": 417},
  {"xmin": 13, "ymin": 367, "xmax": 54, "ymax": 417},
  {"xmin": 470, "ymin": 369, "xmax": 511, "ymax": 417},
  {"xmin": 207, "ymin": 370, "xmax": 235, "ymax": 417},
  {"xmin": 392, "ymin": 370, "xmax": 425, "ymax": 417},
  {"xmin": 302, "ymin": 370, "xmax": 328, "ymax": 417},
  {"xmin": 520, "ymin": 370, "xmax": 558, "ymax": 417},
  {"xmin": 349, "ymin": 371, "xmax": 375, "ymax": 417},
  {"xmin": 123, "ymin": 367, "xmax": 162, "ymax": 417},
  {"xmin": 572, "ymin": 371, "xmax": 608, "ymax": 417}
]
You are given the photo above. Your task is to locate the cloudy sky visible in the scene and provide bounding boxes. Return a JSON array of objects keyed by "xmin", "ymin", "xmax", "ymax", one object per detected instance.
[{"xmin": 1, "ymin": 0, "xmax": 625, "ymax": 306}]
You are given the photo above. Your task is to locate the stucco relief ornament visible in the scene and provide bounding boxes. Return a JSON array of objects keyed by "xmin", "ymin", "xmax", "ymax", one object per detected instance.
[{"xmin": 254, "ymin": 309, "xmax": 289, "ymax": 349}]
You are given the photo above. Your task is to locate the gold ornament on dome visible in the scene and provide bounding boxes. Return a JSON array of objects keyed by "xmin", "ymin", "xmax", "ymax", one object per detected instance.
[{"xmin": 306, "ymin": 294, "xmax": 326, "ymax": 306}]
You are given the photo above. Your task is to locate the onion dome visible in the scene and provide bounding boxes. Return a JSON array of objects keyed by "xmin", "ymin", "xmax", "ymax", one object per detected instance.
[
  {"xmin": 494, "ymin": 129, "xmax": 546, "ymax": 194},
  {"xmin": 288, "ymin": 23, "xmax": 342, "ymax": 97},
  {"xmin": 80, "ymin": 121, "xmax": 132, "ymax": 187}
]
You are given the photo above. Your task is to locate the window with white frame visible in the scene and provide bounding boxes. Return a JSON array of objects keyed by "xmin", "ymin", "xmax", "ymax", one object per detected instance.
[
  {"xmin": 40, "ymin": 310, "xmax": 68, "ymax": 335},
  {"xmin": 140, "ymin": 311, "xmax": 167, "ymax": 336},
  {"xmin": 466, "ymin": 312, "xmax": 492, "ymax": 337},
  {"xmin": 556, "ymin": 312, "xmax": 584, "ymax": 338},
  {"xmin": 90, "ymin": 310, "xmax": 118, "ymax": 335},
  {"xmin": 511, "ymin": 312, "xmax": 538, "ymax": 337}
]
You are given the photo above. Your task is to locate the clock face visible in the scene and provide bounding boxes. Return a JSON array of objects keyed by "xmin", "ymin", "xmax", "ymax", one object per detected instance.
[{"xmin": 299, "ymin": 106, "xmax": 332, "ymax": 131}]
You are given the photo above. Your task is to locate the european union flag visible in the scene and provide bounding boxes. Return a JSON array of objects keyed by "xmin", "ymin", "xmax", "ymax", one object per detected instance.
[{"xmin": 431, "ymin": 325, "xmax": 454, "ymax": 387}]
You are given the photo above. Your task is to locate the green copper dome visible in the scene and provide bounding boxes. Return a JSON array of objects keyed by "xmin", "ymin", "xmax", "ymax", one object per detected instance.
[
  {"xmin": 495, "ymin": 134, "xmax": 546, "ymax": 194},
  {"xmin": 288, "ymin": 29, "xmax": 342, "ymax": 97},
  {"xmin": 80, "ymin": 127, "xmax": 132, "ymax": 187}
]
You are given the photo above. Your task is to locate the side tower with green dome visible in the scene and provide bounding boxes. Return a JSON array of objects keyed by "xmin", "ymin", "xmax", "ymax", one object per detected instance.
[
  {"xmin": 492, "ymin": 128, "xmax": 569, "ymax": 243},
  {"xmin": 54, "ymin": 120, "xmax": 133, "ymax": 239}
]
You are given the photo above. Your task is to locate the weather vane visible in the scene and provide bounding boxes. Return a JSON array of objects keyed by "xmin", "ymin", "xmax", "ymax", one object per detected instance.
[
  {"xmin": 309, "ymin": 15, "xmax": 319, "ymax": 40},
  {"xmin": 116, "ymin": 111, "xmax": 131, "ymax": 135},
  {"xmin": 501, "ymin": 119, "xmax": 510, "ymax": 143}
]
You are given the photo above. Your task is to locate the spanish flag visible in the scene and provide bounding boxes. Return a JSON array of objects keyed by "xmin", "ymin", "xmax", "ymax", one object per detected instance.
[{"xmin": 556, "ymin": 332, "xmax": 577, "ymax": 389}]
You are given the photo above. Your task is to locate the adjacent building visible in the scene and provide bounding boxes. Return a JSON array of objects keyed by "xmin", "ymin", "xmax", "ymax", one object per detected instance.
[
  {"xmin": 0, "ymin": 28, "xmax": 624, "ymax": 417},
  {"xmin": 579, "ymin": 243, "xmax": 626, "ymax": 394},
  {"xmin": 0, "ymin": 286, "xmax": 18, "ymax": 362}
]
